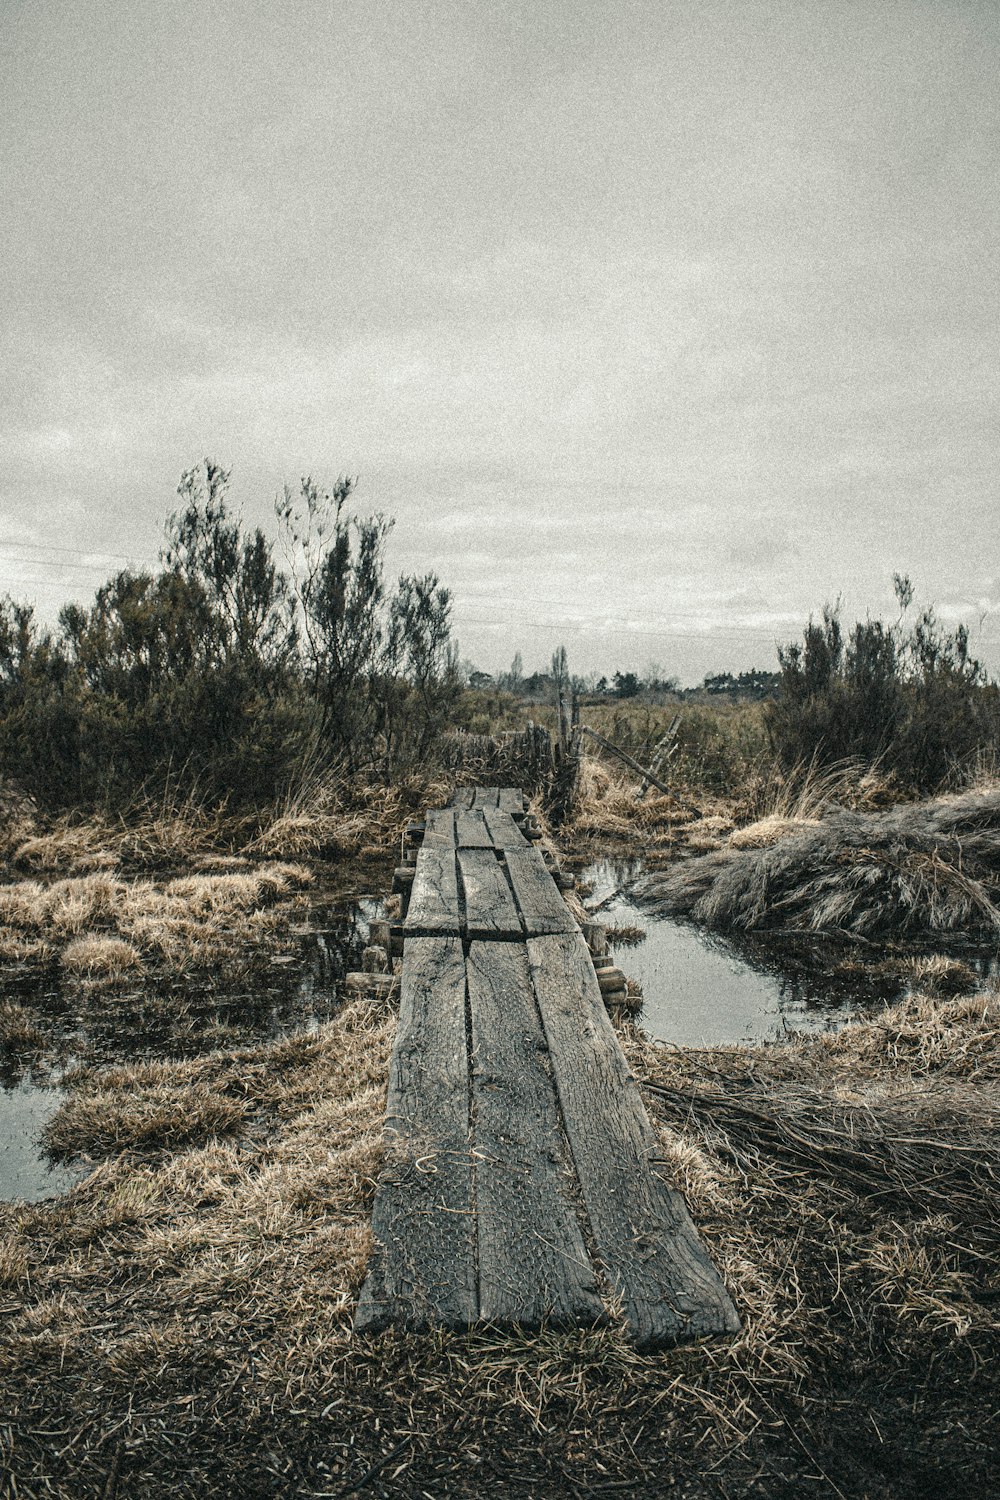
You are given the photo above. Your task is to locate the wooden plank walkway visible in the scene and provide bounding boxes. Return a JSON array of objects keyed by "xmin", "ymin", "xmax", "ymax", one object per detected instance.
[{"xmin": 356, "ymin": 787, "xmax": 739, "ymax": 1348}]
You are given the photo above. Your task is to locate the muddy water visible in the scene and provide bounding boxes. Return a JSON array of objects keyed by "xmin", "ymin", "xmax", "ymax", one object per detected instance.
[
  {"xmin": 0, "ymin": 886, "xmax": 387, "ymax": 1204},
  {"xmin": 583, "ymin": 857, "xmax": 882, "ymax": 1047}
]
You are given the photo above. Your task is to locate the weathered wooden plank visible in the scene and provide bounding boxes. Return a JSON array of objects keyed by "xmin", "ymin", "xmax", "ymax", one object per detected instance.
[
  {"xmin": 471, "ymin": 786, "xmax": 500, "ymax": 809},
  {"xmin": 355, "ymin": 936, "xmax": 476, "ymax": 1333},
  {"xmin": 498, "ymin": 788, "xmax": 526, "ymax": 816},
  {"xmin": 449, "ymin": 787, "xmax": 476, "ymax": 811},
  {"xmin": 404, "ymin": 843, "xmax": 460, "ymax": 934},
  {"xmin": 482, "ymin": 807, "xmax": 529, "ymax": 849},
  {"xmin": 422, "ymin": 807, "xmax": 457, "ymax": 846},
  {"xmin": 467, "ymin": 941, "xmax": 604, "ymax": 1327},
  {"xmin": 505, "ymin": 846, "xmax": 577, "ymax": 936},
  {"xmin": 455, "ymin": 810, "xmax": 494, "ymax": 848},
  {"xmin": 527, "ymin": 932, "xmax": 740, "ymax": 1347},
  {"xmin": 458, "ymin": 847, "xmax": 522, "ymax": 939}
]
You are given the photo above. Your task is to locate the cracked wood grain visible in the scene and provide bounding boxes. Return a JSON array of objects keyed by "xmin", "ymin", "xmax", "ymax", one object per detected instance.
[
  {"xmin": 404, "ymin": 843, "xmax": 460, "ymax": 934},
  {"xmin": 527, "ymin": 931, "xmax": 741, "ymax": 1347},
  {"xmin": 505, "ymin": 846, "xmax": 577, "ymax": 937},
  {"xmin": 482, "ymin": 808, "xmax": 530, "ymax": 849},
  {"xmin": 458, "ymin": 846, "xmax": 522, "ymax": 939}
]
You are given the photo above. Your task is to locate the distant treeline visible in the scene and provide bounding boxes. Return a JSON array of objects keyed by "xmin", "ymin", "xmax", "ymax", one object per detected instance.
[
  {"xmin": 467, "ymin": 663, "xmax": 781, "ymax": 701},
  {"xmin": 0, "ymin": 463, "xmax": 460, "ymax": 809}
]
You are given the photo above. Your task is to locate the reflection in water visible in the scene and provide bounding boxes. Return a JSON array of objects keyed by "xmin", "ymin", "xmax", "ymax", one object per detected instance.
[
  {"xmin": 0, "ymin": 888, "xmax": 386, "ymax": 1203},
  {"xmin": 0, "ymin": 1080, "xmax": 83, "ymax": 1202},
  {"xmin": 583, "ymin": 858, "xmax": 875, "ymax": 1047}
]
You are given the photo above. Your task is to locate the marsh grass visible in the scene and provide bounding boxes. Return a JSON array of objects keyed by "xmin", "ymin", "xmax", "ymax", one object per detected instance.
[
  {"xmin": 0, "ymin": 864, "xmax": 315, "ymax": 984},
  {"xmin": 3, "ymin": 986, "xmax": 999, "ymax": 1497},
  {"xmin": 0, "ymin": 997, "xmax": 46, "ymax": 1055},
  {"xmin": 642, "ymin": 784, "xmax": 1000, "ymax": 943},
  {"xmin": 568, "ymin": 757, "xmax": 703, "ymax": 844},
  {"xmin": 61, "ymin": 935, "xmax": 143, "ymax": 978}
]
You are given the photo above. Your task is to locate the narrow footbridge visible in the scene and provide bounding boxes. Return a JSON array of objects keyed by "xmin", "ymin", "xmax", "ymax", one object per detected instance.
[{"xmin": 355, "ymin": 787, "xmax": 739, "ymax": 1348}]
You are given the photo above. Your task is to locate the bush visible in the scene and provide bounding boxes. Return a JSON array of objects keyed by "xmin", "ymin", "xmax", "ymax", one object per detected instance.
[
  {"xmin": 767, "ymin": 577, "xmax": 1000, "ymax": 793},
  {"xmin": 0, "ymin": 463, "xmax": 460, "ymax": 810}
]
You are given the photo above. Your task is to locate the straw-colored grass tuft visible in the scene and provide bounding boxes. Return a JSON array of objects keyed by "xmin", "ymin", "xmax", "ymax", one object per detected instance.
[
  {"xmin": 13, "ymin": 826, "xmax": 117, "ymax": 874},
  {"xmin": 605, "ymin": 922, "xmax": 646, "ymax": 947},
  {"xmin": 61, "ymin": 935, "xmax": 143, "ymax": 978},
  {"xmin": 0, "ymin": 862, "xmax": 316, "ymax": 983},
  {"xmin": 570, "ymin": 757, "xmax": 697, "ymax": 843},
  {"xmin": 902, "ymin": 954, "xmax": 980, "ymax": 998},
  {"xmin": 45, "ymin": 1082, "xmax": 249, "ymax": 1157},
  {"xmin": 728, "ymin": 813, "xmax": 819, "ymax": 849}
]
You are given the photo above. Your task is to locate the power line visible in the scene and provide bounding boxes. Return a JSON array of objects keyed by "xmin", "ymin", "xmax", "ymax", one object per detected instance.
[
  {"xmin": 0, "ymin": 538, "xmax": 145, "ymax": 565},
  {"xmin": 454, "ymin": 614, "xmax": 798, "ymax": 642}
]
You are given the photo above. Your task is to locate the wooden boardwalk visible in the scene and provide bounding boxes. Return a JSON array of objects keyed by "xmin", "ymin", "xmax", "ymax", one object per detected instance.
[{"xmin": 355, "ymin": 787, "xmax": 739, "ymax": 1348}]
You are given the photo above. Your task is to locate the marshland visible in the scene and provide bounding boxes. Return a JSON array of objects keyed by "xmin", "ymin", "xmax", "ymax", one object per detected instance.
[{"xmin": 0, "ymin": 474, "xmax": 998, "ymax": 1498}]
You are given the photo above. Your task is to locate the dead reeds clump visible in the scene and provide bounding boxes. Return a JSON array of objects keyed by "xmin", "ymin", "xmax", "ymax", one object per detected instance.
[
  {"xmin": 569, "ymin": 756, "xmax": 698, "ymax": 843},
  {"xmin": 728, "ymin": 813, "xmax": 818, "ymax": 849},
  {"xmin": 12, "ymin": 824, "xmax": 118, "ymax": 874},
  {"xmin": 641, "ymin": 785, "xmax": 1000, "ymax": 940},
  {"xmin": 44, "ymin": 1079, "xmax": 248, "ymax": 1158},
  {"xmin": 0, "ymin": 998, "xmax": 46, "ymax": 1055},
  {"xmin": 901, "ymin": 954, "xmax": 980, "ymax": 998}
]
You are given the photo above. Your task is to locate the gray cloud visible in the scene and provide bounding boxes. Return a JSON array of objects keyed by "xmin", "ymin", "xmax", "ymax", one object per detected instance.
[{"xmin": 2, "ymin": 0, "xmax": 998, "ymax": 682}]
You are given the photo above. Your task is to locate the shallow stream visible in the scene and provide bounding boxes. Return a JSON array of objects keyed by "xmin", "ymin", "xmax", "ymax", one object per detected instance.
[{"xmin": 7, "ymin": 849, "xmax": 992, "ymax": 1204}]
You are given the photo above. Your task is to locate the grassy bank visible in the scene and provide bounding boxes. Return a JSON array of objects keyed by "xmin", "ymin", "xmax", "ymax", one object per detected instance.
[
  {"xmin": 0, "ymin": 774, "xmax": 443, "ymax": 1080},
  {"xmin": 641, "ymin": 783, "xmax": 1000, "ymax": 947}
]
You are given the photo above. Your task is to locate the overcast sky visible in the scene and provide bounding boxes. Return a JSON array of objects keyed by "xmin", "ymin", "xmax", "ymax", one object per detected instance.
[{"xmin": 3, "ymin": 0, "xmax": 998, "ymax": 683}]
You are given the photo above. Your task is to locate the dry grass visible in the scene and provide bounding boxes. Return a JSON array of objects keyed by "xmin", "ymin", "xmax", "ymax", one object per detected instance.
[
  {"xmin": 0, "ymin": 998, "xmax": 46, "ymax": 1055},
  {"xmin": 605, "ymin": 922, "xmax": 646, "ymax": 947},
  {"xmin": 61, "ymin": 935, "xmax": 143, "ymax": 978},
  {"xmin": 12, "ymin": 827, "xmax": 118, "ymax": 874},
  {"xmin": 724, "ymin": 760, "xmax": 897, "ymax": 851},
  {"xmin": 0, "ymin": 769, "xmax": 437, "ymax": 883},
  {"xmin": 642, "ymin": 785, "xmax": 1000, "ymax": 943},
  {"xmin": 735, "ymin": 755, "xmax": 895, "ymax": 823},
  {"xmin": 729, "ymin": 813, "xmax": 819, "ymax": 849},
  {"xmin": 569, "ymin": 757, "xmax": 702, "ymax": 845},
  {"xmin": 250, "ymin": 774, "xmax": 448, "ymax": 861},
  {"xmin": 0, "ymin": 864, "xmax": 315, "ymax": 983},
  {"xmin": 900, "ymin": 954, "xmax": 980, "ymax": 998},
  {"xmin": 45, "ymin": 1078, "xmax": 250, "ymax": 1157},
  {"xmin": 3, "ymin": 981, "xmax": 999, "ymax": 1497}
]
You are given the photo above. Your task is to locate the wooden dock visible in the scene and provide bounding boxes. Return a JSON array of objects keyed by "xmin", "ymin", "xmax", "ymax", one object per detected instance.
[{"xmin": 355, "ymin": 787, "xmax": 739, "ymax": 1348}]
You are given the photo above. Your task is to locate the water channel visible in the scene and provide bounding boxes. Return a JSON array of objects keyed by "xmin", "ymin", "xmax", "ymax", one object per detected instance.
[
  {"xmin": 4, "ymin": 853, "xmax": 975, "ymax": 1203},
  {"xmin": 581, "ymin": 856, "xmax": 895, "ymax": 1047}
]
